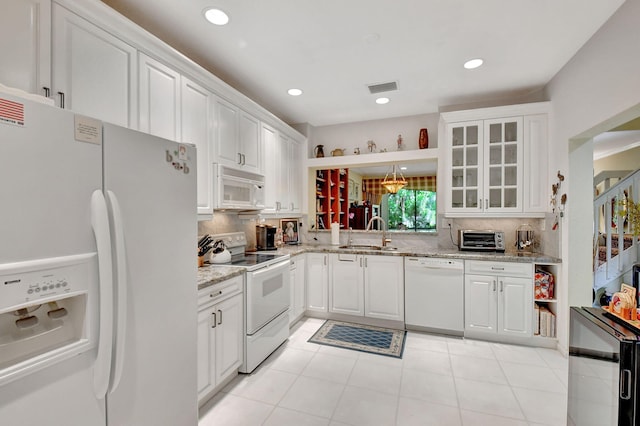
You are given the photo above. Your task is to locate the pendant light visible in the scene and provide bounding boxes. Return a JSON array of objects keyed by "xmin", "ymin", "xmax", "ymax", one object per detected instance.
[{"xmin": 381, "ymin": 165, "xmax": 407, "ymax": 194}]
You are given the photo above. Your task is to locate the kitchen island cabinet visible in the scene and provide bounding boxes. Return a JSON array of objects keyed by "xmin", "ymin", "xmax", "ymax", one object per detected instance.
[{"xmin": 197, "ymin": 276, "xmax": 243, "ymax": 405}]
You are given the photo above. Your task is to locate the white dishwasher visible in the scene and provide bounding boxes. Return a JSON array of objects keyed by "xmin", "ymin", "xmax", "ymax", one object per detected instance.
[{"xmin": 404, "ymin": 257, "xmax": 464, "ymax": 335}]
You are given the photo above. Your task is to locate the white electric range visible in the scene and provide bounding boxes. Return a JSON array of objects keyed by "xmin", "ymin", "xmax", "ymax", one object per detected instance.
[{"xmin": 209, "ymin": 232, "xmax": 290, "ymax": 373}]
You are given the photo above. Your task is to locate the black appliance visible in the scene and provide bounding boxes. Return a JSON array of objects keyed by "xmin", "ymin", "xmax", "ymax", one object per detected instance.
[
  {"xmin": 568, "ymin": 306, "xmax": 640, "ymax": 425},
  {"xmin": 256, "ymin": 225, "xmax": 277, "ymax": 251}
]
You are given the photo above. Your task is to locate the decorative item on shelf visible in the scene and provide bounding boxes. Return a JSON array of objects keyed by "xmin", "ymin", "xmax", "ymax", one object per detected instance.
[
  {"xmin": 354, "ymin": 147, "xmax": 360, "ymax": 155},
  {"xmin": 314, "ymin": 145, "xmax": 325, "ymax": 158},
  {"xmin": 397, "ymin": 134, "xmax": 403, "ymax": 151},
  {"xmin": 381, "ymin": 164, "xmax": 407, "ymax": 194},
  {"xmin": 280, "ymin": 219, "xmax": 299, "ymax": 245},
  {"xmin": 367, "ymin": 140, "xmax": 376, "ymax": 153},
  {"xmin": 331, "ymin": 148, "xmax": 345, "ymax": 156},
  {"xmin": 419, "ymin": 128, "xmax": 429, "ymax": 149},
  {"xmin": 550, "ymin": 170, "xmax": 566, "ymax": 231}
]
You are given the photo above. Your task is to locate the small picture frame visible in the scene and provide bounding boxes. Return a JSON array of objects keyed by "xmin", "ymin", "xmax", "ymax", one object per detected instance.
[{"xmin": 280, "ymin": 219, "xmax": 299, "ymax": 244}]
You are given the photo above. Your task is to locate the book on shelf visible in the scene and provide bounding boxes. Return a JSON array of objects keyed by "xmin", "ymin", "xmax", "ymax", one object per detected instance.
[{"xmin": 535, "ymin": 302, "xmax": 556, "ymax": 338}]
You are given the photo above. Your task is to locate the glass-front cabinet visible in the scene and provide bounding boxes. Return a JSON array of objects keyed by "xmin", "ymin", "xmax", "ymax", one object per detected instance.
[
  {"xmin": 447, "ymin": 116, "xmax": 523, "ymax": 215},
  {"xmin": 450, "ymin": 121, "xmax": 482, "ymax": 210}
]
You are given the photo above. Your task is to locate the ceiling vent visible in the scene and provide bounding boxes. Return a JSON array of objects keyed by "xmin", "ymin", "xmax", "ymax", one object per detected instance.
[{"xmin": 367, "ymin": 81, "xmax": 398, "ymax": 94}]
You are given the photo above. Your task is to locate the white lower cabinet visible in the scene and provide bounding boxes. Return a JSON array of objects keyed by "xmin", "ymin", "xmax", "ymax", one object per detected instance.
[
  {"xmin": 329, "ymin": 254, "xmax": 364, "ymax": 316},
  {"xmin": 197, "ymin": 276, "xmax": 243, "ymax": 405},
  {"xmin": 464, "ymin": 261, "xmax": 533, "ymax": 339},
  {"xmin": 289, "ymin": 254, "xmax": 306, "ymax": 325},
  {"xmin": 329, "ymin": 254, "xmax": 404, "ymax": 322},
  {"xmin": 306, "ymin": 253, "xmax": 328, "ymax": 313}
]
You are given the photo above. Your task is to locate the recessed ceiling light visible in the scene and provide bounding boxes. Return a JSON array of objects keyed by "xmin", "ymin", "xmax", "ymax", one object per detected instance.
[
  {"xmin": 375, "ymin": 97, "xmax": 390, "ymax": 105},
  {"xmin": 464, "ymin": 58, "xmax": 484, "ymax": 69},
  {"xmin": 204, "ymin": 8, "xmax": 229, "ymax": 25},
  {"xmin": 287, "ymin": 88, "xmax": 303, "ymax": 96}
]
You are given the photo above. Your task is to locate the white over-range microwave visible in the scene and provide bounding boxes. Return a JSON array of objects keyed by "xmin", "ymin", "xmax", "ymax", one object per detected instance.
[{"xmin": 213, "ymin": 164, "xmax": 265, "ymax": 210}]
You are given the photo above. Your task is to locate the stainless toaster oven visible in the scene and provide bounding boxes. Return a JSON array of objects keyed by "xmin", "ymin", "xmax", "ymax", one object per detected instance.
[{"xmin": 458, "ymin": 230, "xmax": 505, "ymax": 252}]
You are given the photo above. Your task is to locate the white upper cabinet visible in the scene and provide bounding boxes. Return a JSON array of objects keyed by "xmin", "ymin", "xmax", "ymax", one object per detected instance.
[
  {"xmin": 261, "ymin": 123, "xmax": 280, "ymax": 212},
  {"xmin": 0, "ymin": 0, "xmax": 51, "ymax": 96},
  {"xmin": 52, "ymin": 4, "xmax": 137, "ymax": 128},
  {"xmin": 138, "ymin": 53, "xmax": 180, "ymax": 140},
  {"xmin": 261, "ymin": 124, "xmax": 303, "ymax": 215},
  {"xmin": 239, "ymin": 111, "xmax": 261, "ymax": 174},
  {"xmin": 214, "ymin": 97, "xmax": 262, "ymax": 175},
  {"xmin": 523, "ymin": 114, "xmax": 549, "ymax": 213},
  {"xmin": 289, "ymin": 139, "xmax": 303, "ymax": 213},
  {"xmin": 441, "ymin": 102, "xmax": 549, "ymax": 217},
  {"xmin": 181, "ymin": 77, "xmax": 214, "ymax": 218}
]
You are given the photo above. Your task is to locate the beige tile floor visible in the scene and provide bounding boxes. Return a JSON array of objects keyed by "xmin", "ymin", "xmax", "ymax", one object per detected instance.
[{"xmin": 199, "ymin": 317, "xmax": 568, "ymax": 426}]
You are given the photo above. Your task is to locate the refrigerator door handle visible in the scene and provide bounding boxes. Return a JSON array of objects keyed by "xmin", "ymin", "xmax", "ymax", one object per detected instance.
[
  {"xmin": 90, "ymin": 190, "xmax": 114, "ymax": 399},
  {"xmin": 106, "ymin": 190, "xmax": 128, "ymax": 394},
  {"xmin": 620, "ymin": 369, "xmax": 632, "ymax": 400}
]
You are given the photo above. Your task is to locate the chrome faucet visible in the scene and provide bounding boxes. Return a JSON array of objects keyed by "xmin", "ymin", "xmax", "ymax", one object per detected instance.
[
  {"xmin": 366, "ymin": 216, "xmax": 392, "ymax": 247},
  {"xmin": 347, "ymin": 227, "xmax": 353, "ymax": 247}
]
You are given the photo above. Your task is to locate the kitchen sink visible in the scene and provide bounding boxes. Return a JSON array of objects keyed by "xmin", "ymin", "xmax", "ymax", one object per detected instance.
[
  {"xmin": 338, "ymin": 244, "xmax": 382, "ymax": 250},
  {"xmin": 338, "ymin": 244, "xmax": 398, "ymax": 251}
]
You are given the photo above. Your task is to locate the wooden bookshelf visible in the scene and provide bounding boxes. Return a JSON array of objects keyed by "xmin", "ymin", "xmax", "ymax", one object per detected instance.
[{"xmin": 316, "ymin": 168, "xmax": 349, "ymax": 229}]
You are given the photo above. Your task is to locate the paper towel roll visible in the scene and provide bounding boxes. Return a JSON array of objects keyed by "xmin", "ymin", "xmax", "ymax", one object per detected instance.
[{"xmin": 331, "ymin": 222, "xmax": 340, "ymax": 245}]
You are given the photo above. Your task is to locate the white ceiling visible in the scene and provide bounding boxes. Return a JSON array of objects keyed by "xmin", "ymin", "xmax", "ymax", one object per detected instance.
[{"xmin": 101, "ymin": 0, "xmax": 624, "ymax": 128}]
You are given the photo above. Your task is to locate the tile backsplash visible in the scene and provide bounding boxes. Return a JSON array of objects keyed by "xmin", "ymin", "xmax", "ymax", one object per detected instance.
[{"xmin": 199, "ymin": 212, "xmax": 561, "ymax": 258}]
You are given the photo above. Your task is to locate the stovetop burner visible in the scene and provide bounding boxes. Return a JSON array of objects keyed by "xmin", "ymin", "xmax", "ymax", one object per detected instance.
[
  {"xmin": 229, "ymin": 252, "xmax": 284, "ymax": 267},
  {"xmin": 204, "ymin": 232, "xmax": 289, "ymax": 271}
]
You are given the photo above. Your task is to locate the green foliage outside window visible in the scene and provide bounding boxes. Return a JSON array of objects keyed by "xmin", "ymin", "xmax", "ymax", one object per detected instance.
[{"xmin": 387, "ymin": 189, "xmax": 436, "ymax": 231}]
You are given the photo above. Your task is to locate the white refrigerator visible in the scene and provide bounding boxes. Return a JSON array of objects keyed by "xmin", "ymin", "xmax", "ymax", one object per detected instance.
[{"xmin": 0, "ymin": 91, "xmax": 198, "ymax": 425}]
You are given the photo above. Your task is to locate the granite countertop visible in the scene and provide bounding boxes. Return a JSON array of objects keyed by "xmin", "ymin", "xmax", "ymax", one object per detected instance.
[
  {"xmin": 280, "ymin": 244, "xmax": 562, "ymax": 264},
  {"xmin": 197, "ymin": 264, "xmax": 245, "ymax": 291},
  {"xmin": 197, "ymin": 244, "xmax": 561, "ymax": 290}
]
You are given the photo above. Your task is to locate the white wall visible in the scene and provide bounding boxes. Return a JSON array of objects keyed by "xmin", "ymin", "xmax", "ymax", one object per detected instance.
[
  {"xmin": 594, "ymin": 145, "xmax": 640, "ymax": 176},
  {"xmin": 544, "ymin": 0, "xmax": 640, "ymax": 352}
]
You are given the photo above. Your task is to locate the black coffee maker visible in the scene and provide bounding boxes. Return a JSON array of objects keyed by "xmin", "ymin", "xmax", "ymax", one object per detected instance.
[{"xmin": 256, "ymin": 225, "xmax": 277, "ymax": 250}]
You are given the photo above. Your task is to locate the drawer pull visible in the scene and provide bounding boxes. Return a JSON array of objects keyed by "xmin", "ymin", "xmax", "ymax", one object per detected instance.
[
  {"xmin": 218, "ymin": 309, "xmax": 223, "ymax": 325},
  {"xmin": 211, "ymin": 312, "xmax": 217, "ymax": 329},
  {"xmin": 210, "ymin": 290, "xmax": 223, "ymax": 298}
]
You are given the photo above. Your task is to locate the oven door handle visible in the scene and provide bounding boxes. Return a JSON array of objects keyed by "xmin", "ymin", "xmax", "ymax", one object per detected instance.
[{"xmin": 250, "ymin": 258, "xmax": 291, "ymax": 274}]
